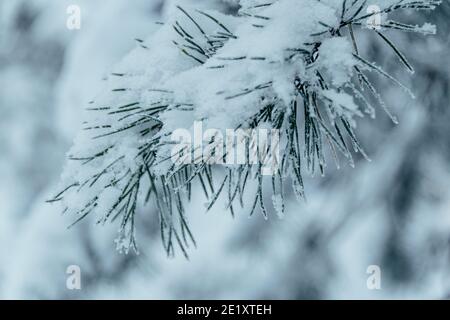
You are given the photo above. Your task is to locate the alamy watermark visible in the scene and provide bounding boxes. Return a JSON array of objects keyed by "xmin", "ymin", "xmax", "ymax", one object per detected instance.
[
  {"xmin": 66, "ymin": 265, "xmax": 81, "ymax": 290},
  {"xmin": 171, "ymin": 121, "xmax": 280, "ymax": 176},
  {"xmin": 366, "ymin": 5, "xmax": 382, "ymax": 30},
  {"xmin": 66, "ymin": 5, "xmax": 81, "ymax": 30},
  {"xmin": 366, "ymin": 265, "xmax": 382, "ymax": 290}
]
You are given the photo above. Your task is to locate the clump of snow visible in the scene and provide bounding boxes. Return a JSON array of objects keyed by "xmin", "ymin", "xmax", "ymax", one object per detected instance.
[{"xmin": 316, "ymin": 37, "xmax": 357, "ymax": 87}]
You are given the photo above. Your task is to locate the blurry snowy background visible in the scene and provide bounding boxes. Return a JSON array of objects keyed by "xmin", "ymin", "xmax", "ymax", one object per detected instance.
[{"xmin": 0, "ymin": 0, "xmax": 449, "ymax": 299}]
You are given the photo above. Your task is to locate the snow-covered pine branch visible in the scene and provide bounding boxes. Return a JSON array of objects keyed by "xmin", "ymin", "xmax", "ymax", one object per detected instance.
[{"xmin": 49, "ymin": 0, "xmax": 441, "ymax": 257}]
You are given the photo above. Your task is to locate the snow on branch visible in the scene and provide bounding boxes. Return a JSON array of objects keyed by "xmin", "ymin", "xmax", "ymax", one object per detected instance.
[{"xmin": 49, "ymin": 0, "xmax": 441, "ymax": 257}]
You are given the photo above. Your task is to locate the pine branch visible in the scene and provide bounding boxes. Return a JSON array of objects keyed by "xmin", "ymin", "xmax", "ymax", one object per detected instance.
[{"xmin": 49, "ymin": 0, "xmax": 442, "ymax": 257}]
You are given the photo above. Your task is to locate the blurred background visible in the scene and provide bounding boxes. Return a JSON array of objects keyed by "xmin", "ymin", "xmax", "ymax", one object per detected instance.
[{"xmin": 0, "ymin": 0, "xmax": 449, "ymax": 299}]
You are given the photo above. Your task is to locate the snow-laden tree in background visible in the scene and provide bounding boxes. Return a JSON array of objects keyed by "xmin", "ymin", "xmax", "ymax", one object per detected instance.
[
  {"xmin": 50, "ymin": 0, "xmax": 442, "ymax": 256},
  {"xmin": 0, "ymin": 0, "xmax": 165, "ymax": 298}
]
